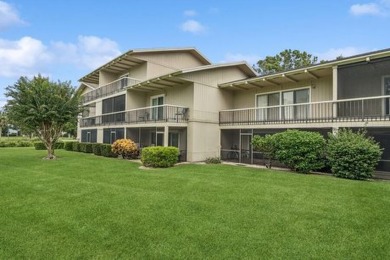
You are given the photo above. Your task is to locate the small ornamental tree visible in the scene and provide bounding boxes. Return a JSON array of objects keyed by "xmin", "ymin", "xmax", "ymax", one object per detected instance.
[
  {"xmin": 5, "ymin": 75, "xmax": 83, "ymax": 159},
  {"xmin": 327, "ymin": 129, "xmax": 382, "ymax": 180},
  {"xmin": 272, "ymin": 130, "xmax": 326, "ymax": 173},
  {"xmin": 251, "ymin": 134, "xmax": 277, "ymax": 168},
  {"xmin": 111, "ymin": 139, "xmax": 138, "ymax": 159}
]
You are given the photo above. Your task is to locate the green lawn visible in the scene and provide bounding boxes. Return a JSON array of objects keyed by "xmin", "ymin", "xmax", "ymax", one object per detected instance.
[{"xmin": 1, "ymin": 148, "xmax": 389, "ymax": 259}]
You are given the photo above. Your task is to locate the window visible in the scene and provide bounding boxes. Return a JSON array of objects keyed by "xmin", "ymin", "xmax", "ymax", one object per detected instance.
[
  {"xmin": 151, "ymin": 132, "xmax": 164, "ymax": 146},
  {"xmin": 169, "ymin": 132, "xmax": 180, "ymax": 147},
  {"xmin": 81, "ymin": 129, "xmax": 97, "ymax": 143},
  {"xmin": 102, "ymin": 94, "xmax": 125, "ymax": 114},
  {"xmin": 256, "ymin": 88, "xmax": 310, "ymax": 121},
  {"xmin": 151, "ymin": 95, "xmax": 164, "ymax": 120},
  {"xmin": 103, "ymin": 128, "xmax": 124, "ymax": 144}
]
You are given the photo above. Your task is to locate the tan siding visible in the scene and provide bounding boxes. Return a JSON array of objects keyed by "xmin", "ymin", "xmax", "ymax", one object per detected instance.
[
  {"xmin": 133, "ymin": 52, "xmax": 205, "ymax": 70},
  {"xmin": 126, "ymin": 91, "xmax": 146, "ymax": 110},
  {"xmin": 180, "ymin": 67, "xmax": 248, "ymax": 86},
  {"xmin": 187, "ymin": 122, "xmax": 220, "ymax": 161},
  {"xmin": 99, "ymin": 71, "xmax": 117, "ymax": 86},
  {"xmin": 128, "ymin": 63, "xmax": 147, "ymax": 81},
  {"xmin": 146, "ymin": 62, "xmax": 178, "ymax": 79}
]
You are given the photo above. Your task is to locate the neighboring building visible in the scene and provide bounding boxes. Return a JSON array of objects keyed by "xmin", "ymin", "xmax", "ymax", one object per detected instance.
[{"xmin": 78, "ymin": 47, "xmax": 390, "ymax": 172}]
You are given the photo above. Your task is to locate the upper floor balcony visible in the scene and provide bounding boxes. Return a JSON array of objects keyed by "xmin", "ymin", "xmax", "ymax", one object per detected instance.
[
  {"xmin": 219, "ymin": 95, "xmax": 390, "ymax": 126},
  {"xmin": 82, "ymin": 77, "xmax": 141, "ymax": 104},
  {"xmin": 80, "ymin": 104, "xmax": 189, "ymax": 127}
]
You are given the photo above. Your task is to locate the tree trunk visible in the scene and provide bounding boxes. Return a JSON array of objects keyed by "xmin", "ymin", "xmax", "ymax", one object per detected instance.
[{"xmin": 45, "ymin": 140, "xmax": 56, "ymax": 159}]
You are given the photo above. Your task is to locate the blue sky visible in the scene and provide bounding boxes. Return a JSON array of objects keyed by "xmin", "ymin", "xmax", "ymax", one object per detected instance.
[{"xmin": 1, "ymin": 0, "xmax": 390, "ymax": 107}]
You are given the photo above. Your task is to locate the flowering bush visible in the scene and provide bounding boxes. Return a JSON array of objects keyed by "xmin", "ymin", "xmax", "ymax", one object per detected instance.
[{"xmin": 111, "ymin": 139, "xmax": 139, "ymax": 159}]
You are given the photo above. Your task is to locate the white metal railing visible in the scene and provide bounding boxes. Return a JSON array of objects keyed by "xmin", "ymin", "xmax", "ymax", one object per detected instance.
[
  {"xmin": 219, "ymin": 95, "xmax": 390, "ymax": 125},
  {"xmin": 80, "ymin": 104, "xmax": 189, "ymax": 127},
  {"xmin": 82, "ymin": 77, "xmax": 141, "ymax": 103}
]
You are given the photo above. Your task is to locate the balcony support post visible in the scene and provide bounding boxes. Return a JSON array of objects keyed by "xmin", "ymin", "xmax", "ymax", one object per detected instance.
[{"xmin": 164, "ymin": 126, "xmax": 169, "ymax": 147}]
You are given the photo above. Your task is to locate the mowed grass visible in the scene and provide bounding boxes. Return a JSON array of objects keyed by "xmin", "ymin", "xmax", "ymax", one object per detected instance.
[{"xmin": 0, "ymin": 148, "xmax": 389, "ymax": 259}]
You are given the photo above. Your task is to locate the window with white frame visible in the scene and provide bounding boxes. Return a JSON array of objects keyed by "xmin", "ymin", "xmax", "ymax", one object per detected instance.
[{"xmin": 256, "ymin": 88, "xmax": 310, "ymax": 121}]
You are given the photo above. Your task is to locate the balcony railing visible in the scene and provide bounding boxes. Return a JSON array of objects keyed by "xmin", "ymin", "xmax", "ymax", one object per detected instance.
[
  {"xmin": 80, "ymin": 105, "xmax": 189, "ymax": 127},
  {"xmin": 220, "ymin": 95, "xmax": 390, "ymax": 126},
  {"xmin": 82, "ymin": 77, "xmax": 141, "ymax": 104}
]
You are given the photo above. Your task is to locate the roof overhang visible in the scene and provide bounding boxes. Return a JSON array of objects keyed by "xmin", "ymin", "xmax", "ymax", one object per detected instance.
[
  {"xmin": 220, "ymin": 48, "xmax": 390, "ymax": 90},
  {"xmin": 78, "ymin": 47, "xmax": 211, "ymax": 84}
]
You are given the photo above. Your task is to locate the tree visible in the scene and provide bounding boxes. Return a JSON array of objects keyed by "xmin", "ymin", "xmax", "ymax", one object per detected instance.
[
  {"xmin": 0, "ymin": 109, "xmax": 8, "ymax": 138},
  {"xmin": 255, "ymin": 49, "xmax": 318, "ymax": 75},
  {"xmin": 5, "ymin": 75, "xmax": 83, "ymax": 159}
]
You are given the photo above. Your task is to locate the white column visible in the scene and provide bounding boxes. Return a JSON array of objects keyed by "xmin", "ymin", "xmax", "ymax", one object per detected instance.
[
  {"xmin": 164, "ymin": 126, "xmax": 169, "ymax": 147},
  {"xmin": 332, "ymin": 66, "xmax": 338, "ymax": 118}
]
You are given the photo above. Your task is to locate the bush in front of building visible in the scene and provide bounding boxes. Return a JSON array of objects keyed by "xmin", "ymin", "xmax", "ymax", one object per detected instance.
[
  {"xmin": 252, "ymin": 134, "xmax": 278, "ymax": 168},
  {"xmin": 272, "ymin": 130, "xmax": 326, "ymax": 173},
  {"xmin": 141, "ymin": 146, "xmax": 179, "ymax": 168},
  {"xmin": 34, "ymin": 141, "xmax": 64, "ymax": 150},
  {"xmin": 0, "ymin": 140, "xmax": 33, "ymax": 147},
  {"xmin": 205, "ymin": 157, "xmax": 221, "ymax": 164},
  {"xmin": 64, "ymin": 141, "xmax": 76, "ymax": 151},
  {"xmin": 72, "ymin": 142, "xmax": 81, "ymax": 152},
  {"xmin": 111, "ymin": 139, "xmax": 139, "ymax": 159},
  {"xmin": 92, "ymin": 143, "xmax": 102, "ymax": 156},
  {"xmin": 79, "ymin": 142, "xmax": 93, "ymax": 153},
  {"xmin": 326, "ymin": 129, "xmax": 382, "ymax": 180},
  {"xmin": 101, "ymin": 144, "xmax": 117, "ymax": 158}
]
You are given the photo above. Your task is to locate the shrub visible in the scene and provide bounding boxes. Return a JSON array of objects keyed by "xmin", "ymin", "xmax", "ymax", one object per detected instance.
[
  {"xmin": 79, "ymin": 142, "xmax": 93, "ymax": 153},
  {"xmin": 101, "ymin": 144, "xmax": 117, "ymax": 158},
  {"xmin": 16, "ymin": 140, "xmax": 33, "ymax": 147},
  {"xmin": 33, "ymin": 142, "xmax": 46, "ymax": 150},
  {"xmin": 34, "ymin": 141, "xmax": 64, "ymax": 150},
  {"xmin": 272, "ymin": 130, "xmax": 326, "ymax": 173},
  {"xmin": 205, "ymin": 157, "xmax": 221, "ymax": 164},
  {"xmin": 141, "ymin": 146, "xmax": 179, "ymax": 168},
  {"xmin": 72, "ymin": 142, "xmax": 80, "ymax": 152},
  {"xmin": 64, "ymin": 141, "xmax": 75, "ymax": 151},
  {"xmin": 327, "ymin": 129, "xmax": 382, "ymax": 180},
  {"xmin": 92, "ymin": 143, "xmax": 102, "ymax": 156},
  {"xmin": 252, "ymin": 134, "xmax": 277, "ymax": 168},
  {"xmin": 111, "ymin": 139, "xmax": 139, "ymax": 159}
]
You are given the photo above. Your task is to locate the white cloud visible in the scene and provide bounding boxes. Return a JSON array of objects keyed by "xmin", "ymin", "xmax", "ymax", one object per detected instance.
[
  {"xmin": 53, "ymin": 35, "xmax": 121, "ymax": 69},
  {"xmin": 180, "ymin": 19, "xmax": 206, "ymax": 34},
  {"xmin": 0, "ymin": 35, "xmax": 121, "ymax": 79},
  {"xmin": 350, "ymin": 3, "xmax": 381, "ymax": 15},
  {"xmin": 0, "ymin": 99, "xmax": 6, "ymax": 109},
  {"xmin": 184, "ymin": 10, "xmax": 197, "ymax": 17},
  {"xmin": 0, "ymin": 36, "xmax": 52, "ymax": 77},
  {"xmin": 221, "ymin": 53, "xmax": 262, "ymax": 66},
  {"xmin": 0, "ymin": 1, "xmax": 25, "ymax": 30},
  {"xmin": 315, "ymin": 47, "xmax": 372, "ymax": 61}
]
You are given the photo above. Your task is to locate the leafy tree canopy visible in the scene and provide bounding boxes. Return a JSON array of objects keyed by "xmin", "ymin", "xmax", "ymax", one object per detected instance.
[
  {"xmin": 5, "ymin": 75, "xmax": 83, "ymax": 159},
  {"xmin": 255, "ymin": 49, "xmax": 318, "ymax": 75}
]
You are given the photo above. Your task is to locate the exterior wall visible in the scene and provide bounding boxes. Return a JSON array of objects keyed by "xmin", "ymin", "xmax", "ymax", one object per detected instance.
[
  {"xmin": 128, "ymin": 62, "xmax": 147, "ymax": 81},
  {"xmin": 187, "ymin": 121, "xmax": 220, "ymax": 161},
  {"xmin": 126, "ymin": 91, "xmax": 146, "ymax": 110},
  {"xmin": 133, "ymin": 52, "xmax": 206, "ymax": 70},
  {"xmin": 232, "ymin": 76, "xmax": 332, "ymax": 109},
  {"xmin": 338, "ymin": 58, "xmax": 390, "ymax": 99},
  {"xmin": 99, "ymin": 70, "xmax": 117, "ymax": 86},
  {"xmin": 146, "ymin": 62, "xmax": 179, "ymax": 79}
]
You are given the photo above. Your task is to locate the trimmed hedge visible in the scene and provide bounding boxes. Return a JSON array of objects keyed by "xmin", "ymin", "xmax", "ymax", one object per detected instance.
[
  {"xmin": 64, "ymin": 141, "xmax": 76, "ymax": 151},
  {"xmin": 327, "ymin": 129, "xmax": 382, "ymax": 180},
  {"xmin": 101, "ymin": 144, "xmax": 117, "ymax": 158},
  {"xmin": 79, "ymin": 142, "xmax": 93, "ymax": 153},
  {"xmin": 205, "ymin": 157, "xmax": 221, "ymax": 164},
  {"xmin": 141, "ymin": 146, "xmax": 179, "ymax": 168},
  {"xmin": 72, "ymin": 142, "xmax": 81, "ymax": 152},
  {"xmin": 34, "ymin": 141, "xmax": 64, "ymax": 150},
  {"xmin": 92, "ymin": 143, "xmax": 102, "ymax": 156},
  {"xmin": 0, "ymin": 140, "xmax": 33, "ymax": 147}
]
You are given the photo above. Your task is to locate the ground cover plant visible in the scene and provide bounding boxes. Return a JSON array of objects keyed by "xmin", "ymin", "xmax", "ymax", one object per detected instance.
[{"xmin": 0, "ymin": 147, "xmax": 389, "ymax": 259}]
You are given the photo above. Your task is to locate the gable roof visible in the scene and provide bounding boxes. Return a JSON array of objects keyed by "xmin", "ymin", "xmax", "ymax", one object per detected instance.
[{"xmin": 79, "ymin": 47, "xmax": 212, "ymax": 84}]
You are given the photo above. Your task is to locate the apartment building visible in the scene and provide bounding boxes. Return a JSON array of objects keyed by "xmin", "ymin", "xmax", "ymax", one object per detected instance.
[{"xmin": 78, "ymin": 47, "xmax": 390, "ymax": 172}]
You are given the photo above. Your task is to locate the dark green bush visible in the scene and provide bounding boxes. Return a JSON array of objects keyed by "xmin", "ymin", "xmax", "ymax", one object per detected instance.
[
  {"xmin": 272, "ymin": 130, "xmax": 326, "ymax": 173},
  {"xmin": 72, "ymin": 142, "xmax": 80, "ymax": 152},
  {"xmin": 327, "ymin": 129, "xmax": 382, "ymax": 180},
  {"xmin": 205, "ymin": 157, "xmax": 221, "ymax": 164},
  {"xmin": 0, "ymin": 140, "xmax": 33, "ymax": 147},
  {"xmin": 141, "ymin": 146, "xmax": 179, "ymax": 168},
  {"xmin": 64, "ymin": 141, "xmax": 75, "ymax": 151},
  {"xmin": 34, "ymin": 141, "xmax": 64, "ymax": 150},
  {"xmin": 92, "ymin": 143, "xmax": 102, "ymax": 156},
  {"xmin": 33, "ymin": 142, "xmax": 46, "ymax": 150},
  {"xmin": 16, "ymin": 140, "xmax": 33, "ymax": 147},
  {"xmin": 101, "ymin": 144, "xmax": 117, "ymax": 158}
]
